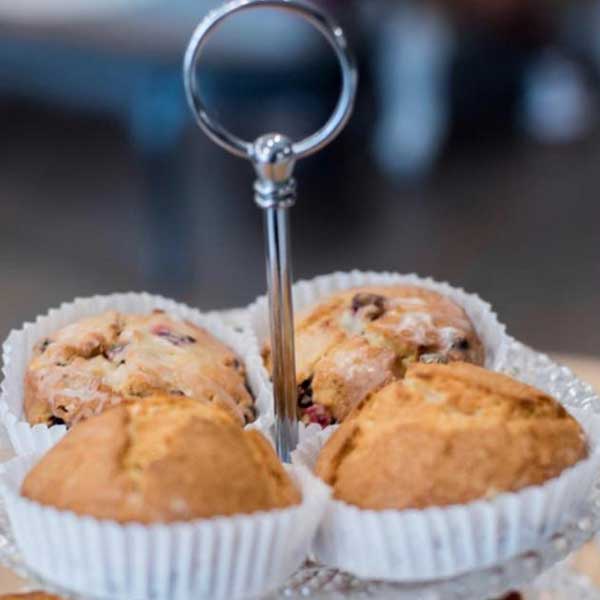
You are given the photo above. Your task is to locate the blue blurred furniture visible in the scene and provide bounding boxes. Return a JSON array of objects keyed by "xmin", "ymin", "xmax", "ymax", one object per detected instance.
[
  {"xmin": 362, "ymin": 1, "xmax": 599, "ymax": 181},
  {"xmin": 0, "ymin": 1, "xmax": 334, "ymax": 287}
]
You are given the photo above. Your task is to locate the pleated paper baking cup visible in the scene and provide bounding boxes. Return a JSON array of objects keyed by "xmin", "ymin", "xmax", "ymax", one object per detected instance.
[
  {"xmin": 292, "ymin": 400, "xmax": 600, "ymax": 582},
  {"xmin": 0, "ymin": 455, "xmax": 330, "ymax": 600},
  {"xmin": 246, "ymin": 270, "xmax": 509, "ymax": 380},
  {"xmin": 0, "ymin": 293, "xmax": 271, "ymax": 455}
]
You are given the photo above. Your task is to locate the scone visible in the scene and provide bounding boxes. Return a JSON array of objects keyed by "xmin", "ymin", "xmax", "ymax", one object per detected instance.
[
  {"xmin": 22, "ymin": 394, "xmax": 300, "ymax": 523},
  {"xmin": 264, "ymin": 285, "xmax": 484, "ymax": 425},
  {"xmin": 316, "ymin": 362, "xmax": 586, "ymax": 510},
  {"xmin": 25, "ymin": 310, "xmax": 254, "ymax": 427}
]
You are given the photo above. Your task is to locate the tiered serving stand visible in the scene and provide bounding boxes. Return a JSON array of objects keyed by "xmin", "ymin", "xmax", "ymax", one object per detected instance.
[
  {"xmin": 0, "ymin": 339, "xmax": 599, "ymax": 598},
  {"xmin": 1, "ymin": 1, "xmax": 599, "ymax": 598}
]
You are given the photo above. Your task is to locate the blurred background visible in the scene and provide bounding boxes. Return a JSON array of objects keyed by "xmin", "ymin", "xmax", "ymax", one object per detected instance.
[{"xmin": 1, "ymin": 0, "xmax": 599, "ymax": 355}]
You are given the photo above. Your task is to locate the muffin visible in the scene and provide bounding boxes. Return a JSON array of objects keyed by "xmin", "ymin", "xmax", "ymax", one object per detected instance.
[
  {"xmin": 315, "ymin": 362, "xmax": 586, "ymax": 510},
  {"xmin": 264, "ymin": 285, "xmax": 484, "ymax": 425},
  {"xmin": 25, "ymin": 310, "xmax": 255, "ymax": 427},
  {"xmin": 22, "ymin": 394, "xmax": 300, "ymax": 523}
]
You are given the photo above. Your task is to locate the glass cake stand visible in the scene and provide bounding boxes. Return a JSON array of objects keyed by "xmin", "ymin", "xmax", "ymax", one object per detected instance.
[{"xmin": 0, "ymin": 339, "xmax": 599, "ymax": 599}]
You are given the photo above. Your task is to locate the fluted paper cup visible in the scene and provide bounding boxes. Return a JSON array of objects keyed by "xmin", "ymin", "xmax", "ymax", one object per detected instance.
[
  {"xmin": 0, "ymin": 455, "xmax": 330, "ymax": 600},
  {"xmin": 246, "ymin": 270, "xmax": 509, "ymax": 397},
  {"xmin": 0, "ymin": 293, "xmax": 271, "ymax": 455},
  {"xmin": 292, "ymin": 395, "xmax": 600, "ymax": 582}
]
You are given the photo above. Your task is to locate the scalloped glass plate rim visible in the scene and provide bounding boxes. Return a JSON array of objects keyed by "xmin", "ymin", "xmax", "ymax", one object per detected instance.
[{"xmin": 0, "ymin": 339, "xmax": 599, "ymax": 599}]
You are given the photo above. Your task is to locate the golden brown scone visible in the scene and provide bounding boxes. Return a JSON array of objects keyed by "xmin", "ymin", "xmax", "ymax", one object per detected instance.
[
  {"xmin": 25, "ymin": 310, "xmax": 254, "ymax": 427},
  {"xmin": 315, "ymin": 362, "xmax": 586, "ymax": 510},
  {"xmin": 0, "ymin": 594, "xmax": 62, "ymax": 600},
  {"xmin": 264, "ymin": 285, "xmax": 484, "ymax": 426},
  {"xmin": 22, "ymin": 394, "xmax": 300, "ymax": 523}
]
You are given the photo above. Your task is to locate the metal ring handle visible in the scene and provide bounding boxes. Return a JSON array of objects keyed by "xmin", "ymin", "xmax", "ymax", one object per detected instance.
[{"xmin": 183, "ymin": 0, "xmax": 358, "ymax": 160}]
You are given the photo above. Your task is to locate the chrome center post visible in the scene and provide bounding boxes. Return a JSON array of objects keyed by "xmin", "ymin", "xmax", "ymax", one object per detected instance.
[{"xmin": 183, "ymin": 0, "xmax": 357, "ymax": 461}]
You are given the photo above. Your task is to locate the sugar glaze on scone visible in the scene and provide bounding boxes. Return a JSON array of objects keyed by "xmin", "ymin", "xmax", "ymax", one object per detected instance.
[
  {"xmin": 25, "ymin": 310, "xmax": 254, "ymax": 427},
  {"xmin": 264, "ymin": 285, "xmax": 484, "ymax": 426},
  {"xmin": 22, "ymin": 395, "xmax": 300, "ymax": 523},
  {"xmin": 315, "ymin": 362, "xmax": 587, "ymax": 510}
]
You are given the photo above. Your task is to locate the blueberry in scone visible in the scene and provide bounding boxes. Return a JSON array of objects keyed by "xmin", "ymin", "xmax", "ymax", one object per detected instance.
[
  {"xmin": 25, "ymin": 310, "xmax": 255, "ymax": 427},
  {"xmin": 264, "ymin": 285, "xmax": 485, "ymax": 425}
]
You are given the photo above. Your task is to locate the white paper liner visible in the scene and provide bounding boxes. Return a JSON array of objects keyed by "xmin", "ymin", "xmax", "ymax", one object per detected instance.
[
  {"xmin": 292, "ymin": 400, "xmax": 600, "ymax": 582},
  {"xmin": 0, "ymin": 293, "xmax": 273, "ymax": 456},
  {"xmin": 0, "ymin": 454, "xmax": 330, "ymax": 600},
  {"xmin": 245, "ymin": 271, "xmax": 509, "ymax": 404}
]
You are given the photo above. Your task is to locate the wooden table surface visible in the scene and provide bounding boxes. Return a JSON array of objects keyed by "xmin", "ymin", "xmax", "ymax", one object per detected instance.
[{"xmin": 0, "ymin": 354, "xmax": 598, "ymax": 598}]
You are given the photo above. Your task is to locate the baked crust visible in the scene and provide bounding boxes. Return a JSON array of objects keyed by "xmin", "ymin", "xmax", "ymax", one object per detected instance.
[
  {"xmin": 315, "ymin": 362, "xmax": 587, "ymax": 510},
  {"xmin": 264, "ymin": 285, "xmax": 485, "ymax": 425},
  {"xmin": 24, "ymin": 310, "xmax": 254, "ymax": 427},
  {"xmin": 22, "ymin": 394, "xmax": 300, "ymax": 523}
]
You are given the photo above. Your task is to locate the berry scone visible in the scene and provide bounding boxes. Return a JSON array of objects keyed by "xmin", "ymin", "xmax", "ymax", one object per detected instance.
[
  {"xmin": 25, "ymin": 310, "xmax": 255, "ymax": 428},
  {"xmin": 263, "ymin": 286, "xmax": 485, "ymax": 426}
]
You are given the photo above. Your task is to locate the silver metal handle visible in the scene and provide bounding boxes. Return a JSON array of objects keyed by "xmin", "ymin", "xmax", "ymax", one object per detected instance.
[
  {"xmin": 183, "ymin": 0, "xmax": 358, "ymax": 461},
  {"xmin": 184, "ymin": 0, "xmax": 357, "ymax": 161}
]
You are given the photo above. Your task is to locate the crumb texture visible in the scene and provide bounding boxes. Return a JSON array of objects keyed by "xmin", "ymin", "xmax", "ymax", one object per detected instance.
[
  {"xmin": 315, "ymin": 362, "xmax": 587, "ymax": 510},
  {"xmin": 22, "ymin": 395, "xmax": 300, "ymax": 523},
  {"xmin": 264, "ymin": 285, "xmax": 485, "ymax": 425},
  {"xmin": 25, "ymin": 311, "xmax": 254, "ymax": 427}
]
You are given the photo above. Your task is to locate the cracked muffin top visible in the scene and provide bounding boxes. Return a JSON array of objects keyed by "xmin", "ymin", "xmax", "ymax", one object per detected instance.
[
  {"xmin": 315, "ymin": 362, "xmax": 586, "ymax": 510},
  {"xmin": 263, "ymin": 285, "xmax": 484, "ymax": 426},
  {"xmin": 25, "ymin": 310, "xmax": 254, "ymax": 428},
  {"xmin": 22, "ymin": 394, "xmax": 300, "ymax": 523}
]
